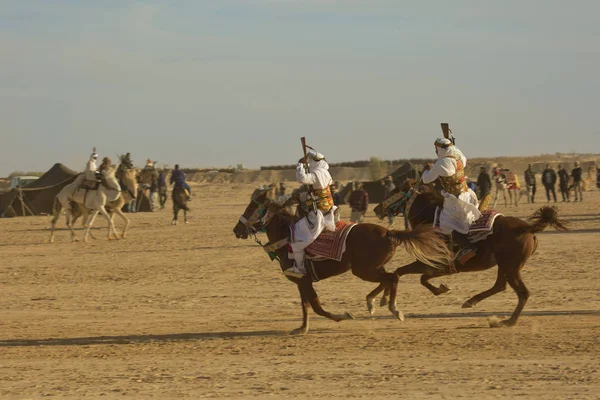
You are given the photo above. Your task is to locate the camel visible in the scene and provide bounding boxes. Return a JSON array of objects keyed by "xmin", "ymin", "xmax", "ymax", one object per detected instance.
[
  {"xmin": 49, "ymin": 165, "xmax": 122, "ymax": 243},
  {"xmin": 71, "ymin": 168, "xmax": 138, "ymax": 239}
]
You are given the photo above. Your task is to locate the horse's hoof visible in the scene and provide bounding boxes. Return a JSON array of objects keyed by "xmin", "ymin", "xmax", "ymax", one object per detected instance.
[
  {"xmin": 392, "ymin": 310, "xmax": 405, "ymax": 321},
  {"xmin": 438, "ymin": 284, "xmax": 450, "ymax": 295},
  {"xmin": 367, "ymin": 301, "xmax": 375, "ymax": 315},
  {"xmin": 172, "ymin": 220, "xmax": 177, "ymax": 225},
  {"xmin": 184, "ymin": 221, "xmax": 189, "ymax": 224},
  {"xmin": 289, "ymin": 327, "xmax": 308, "ymax": 336},
  {"xmin": 461, "ymin": 301, "xmax": 474, "ymax": 309}
]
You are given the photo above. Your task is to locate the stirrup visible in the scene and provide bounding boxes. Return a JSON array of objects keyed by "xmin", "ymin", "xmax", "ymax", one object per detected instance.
[{"xmin": 283, "ymin": 265, "xmax": 305, "ymax": 278}]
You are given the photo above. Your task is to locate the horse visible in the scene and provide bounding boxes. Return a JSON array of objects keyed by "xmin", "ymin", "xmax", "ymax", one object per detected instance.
[
  {"xmin": 232, "ymin": 188, "xmax": 452, "ymax": 335},
  {"xmin": 372, "ymin": 180, "xmax": 569, "ymax": 327},
  {"xmin": 171, "ymin": 186, "xmax": 190, "ymax": 225},
  {"xmin": 71, "ymin": 167, "xmax": 139, "ymax": 239},
  {"xmin": 136, "ymin": 167, "xmax": 160, "ymax": 211},
  {"xmin": 50, "ymin": 165, "xmax": 122, "ymax": 242}
]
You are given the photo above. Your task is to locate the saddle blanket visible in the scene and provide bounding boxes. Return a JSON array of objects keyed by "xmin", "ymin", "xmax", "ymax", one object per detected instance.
[
  {"xmin": 305, "ymin": 221, "xmax": 356, "ymax": 261},
  {"xmin": 434, "ymin": 208, "xmax": 503, "ymax": 243}
]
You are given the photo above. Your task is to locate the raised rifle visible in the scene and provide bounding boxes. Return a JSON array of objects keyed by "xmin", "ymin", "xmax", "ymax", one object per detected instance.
[
  {"xmin": 440, "ymin": 122, "xmax": 456, "ymax": 145},
  {"xmin": 300, "ymin": 137, "xmax": 318, "ymax": 215}
]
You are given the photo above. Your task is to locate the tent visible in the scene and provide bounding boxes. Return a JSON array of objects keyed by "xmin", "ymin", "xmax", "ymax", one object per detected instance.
[
  {"xmin": 0, "ymin": 163, "xmax": 79, "ymax": 217},
  {"xmin": 337, "ymin": 162, "xmax": 419, "ymax": 204}
]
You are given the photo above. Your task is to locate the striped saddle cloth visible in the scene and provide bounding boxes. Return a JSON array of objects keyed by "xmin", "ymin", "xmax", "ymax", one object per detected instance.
[{"xmin": 306, "ymin": 221, "xmax": 356, "ymax": 261}]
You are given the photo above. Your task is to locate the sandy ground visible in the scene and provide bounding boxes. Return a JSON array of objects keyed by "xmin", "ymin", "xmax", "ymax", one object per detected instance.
[{"xmin": 1, "ymin": 183, "xmax": 599, "ymax": 399}]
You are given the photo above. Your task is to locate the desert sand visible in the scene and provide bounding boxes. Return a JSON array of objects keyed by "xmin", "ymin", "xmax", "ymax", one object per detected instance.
[{"xmin": 1, "ymin": 182, "xmax": 599, "ymax": 399}]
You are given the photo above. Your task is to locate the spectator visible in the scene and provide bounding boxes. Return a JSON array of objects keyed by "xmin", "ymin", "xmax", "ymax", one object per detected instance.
[
  {"xmin": 477, "ymin": 167, "xmax": 492, "ymax": 200},
  {"xmin": 557, "ymin": 164, "xmax": 570, "ymax": 202},
  {"xmin": 278, "ymin": 182, "xmax": 287, "ymax": 197},
  {"xmin": 331, "ymin": 183, "xmax": 342, "ymax": 207},
  {"xmin": 492, "ymin": 165, "xmax": 509, "ymax": 207},
  {"xmin": 571, "ymin": 162, "xmax": 583, "ymax": 202},
  {"xmin": 348, "ymin": 181, "xmax": 369, "ymax": 223},
  {"xmin": 524, "ymin": 164, "xmax": 536, "ymax": 204},
  {"xmin": 380, "ymin": 176, "xmax": 396, "ymax": 228},
  {"xmin": 541, "ymin": 164, "xmax": 557, "ymax": 203}
]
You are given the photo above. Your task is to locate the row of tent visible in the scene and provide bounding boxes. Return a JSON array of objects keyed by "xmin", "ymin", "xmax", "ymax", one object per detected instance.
[{"xmin": 0, "ymin": 163, "xmax": 153, "ymax": 218}]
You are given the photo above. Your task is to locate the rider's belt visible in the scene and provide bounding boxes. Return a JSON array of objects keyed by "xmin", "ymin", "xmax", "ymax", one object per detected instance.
[
  {"xmin": 307, "ymin": 186, "xmax": 334, "ymax": 212},
  {"xmin": 438, "ymin": 157, "xmax": 468, "ymax": 196}
]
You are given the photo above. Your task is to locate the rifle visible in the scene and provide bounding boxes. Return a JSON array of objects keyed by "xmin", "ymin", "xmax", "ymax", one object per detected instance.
[
  {"xmin": 300, "ymin": 137, "xmax": 317, "ymax": 215},
  {"xmin": 440, "ymin": 123, "xmax": 455, "ymax": 145}
]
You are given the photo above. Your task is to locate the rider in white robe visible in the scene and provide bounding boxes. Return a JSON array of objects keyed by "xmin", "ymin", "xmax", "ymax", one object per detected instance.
[
  {"xmin": 422, "ymin": 138, "xmax": 481, "ymax": 262},
  {"xmin": 284, "ymin": 150, "xmax": 337, "ymax": 278}
]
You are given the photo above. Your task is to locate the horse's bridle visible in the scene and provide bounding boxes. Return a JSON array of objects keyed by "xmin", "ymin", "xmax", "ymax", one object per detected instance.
[{"xmin": 238, "ymin": 196, "xmax": 272, "ymax": 235}]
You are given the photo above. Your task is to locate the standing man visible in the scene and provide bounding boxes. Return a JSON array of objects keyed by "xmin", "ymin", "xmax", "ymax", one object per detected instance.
[
  {"xmin": 524, "ymin": 164, "xmax": 536, "ymax": 204},
  {"xmin": 158, "ymin": 169, "xmax": 168, "ymax": 209},
  {"xmin": 571, "ymin": 162, "xmax": 583, "ymax": 202},
  {"xmin": 492, "ymin": 166, "xmax": 508, "ymax": 207},
  {"xmin": 557, "ymin": 164, "xmax": 570, "ymax": 202},
  {"xmin": 477, "ymin": 167, "xmax": 492, "ymax": 200},
  {"xmin": 381, "ymin": 176, "xmax": 396, "ymax": 228},
  {"xmin": 348, "ymin": 182, "xmax": 369, "ymax": 223},
  {"xmin": 541, "ymin": 164, "xmax": 557, "ymax": 203}
]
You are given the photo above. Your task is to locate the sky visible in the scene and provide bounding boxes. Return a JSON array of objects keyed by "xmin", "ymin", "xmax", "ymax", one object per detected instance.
[{"xmin": 1, "ymin": 0, "xmax": 599, "ymax": 175}]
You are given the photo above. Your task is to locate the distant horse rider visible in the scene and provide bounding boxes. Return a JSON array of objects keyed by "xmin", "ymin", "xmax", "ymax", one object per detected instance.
[
  {"xmin": 284, "ymin": 148, "xmax": 336, "ymax": 278},
  {"xmin": 170, "ymin": 164, "xmax": 192, "ymax": 200},
  {"xmin": 82, "ymin": 147, "xmax": 100, "ymax": 189},
  {"xmin": 422, "ymin": 138, "xmax": 481, "ymax": 264}
]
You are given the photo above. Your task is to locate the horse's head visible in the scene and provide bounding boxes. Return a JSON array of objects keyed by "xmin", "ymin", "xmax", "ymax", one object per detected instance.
[
  {"xmin": 374, "ymin": 186, "xmax": 415, "ymax": 220},
  {"xmin": 121, "ymin": 168, "xmax": 139, "ymax": 200},
  {"xmin": 233, "ymin": 187, "xmax": 281, "ymax": 239}
]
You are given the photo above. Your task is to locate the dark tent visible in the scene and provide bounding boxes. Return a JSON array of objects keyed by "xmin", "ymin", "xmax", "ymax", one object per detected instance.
[
  {"xmin": 337, "ymin": 162, "xmax": 419, "ymax": 204},
  {"xmin": 0, "ymin": 163, "xmax": 79, "ymax": 217}
]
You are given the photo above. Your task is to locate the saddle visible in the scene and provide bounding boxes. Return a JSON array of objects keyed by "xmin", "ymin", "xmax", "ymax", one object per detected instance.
[{"xmin": 305, "ymin": 221, "xmax": 356, "ymax": 262}]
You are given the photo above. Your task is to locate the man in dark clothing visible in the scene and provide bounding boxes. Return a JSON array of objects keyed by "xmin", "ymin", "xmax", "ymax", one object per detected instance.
[
  {"xmin": 170, "ymin": 164, "xmax": 192, "ymax": 198},
  {"xmin": 541, "ymin": 164, "xmax": 557, "ymax": 203},
  {"xmin": 380, "ymin": 176, "xmax": 396, "ymax": 228},
  {"xmin": 524, "ymin": 164, "xmax": 536, "ymax": 203},
  {"xmin": 477, "ymin": 167, "xmax": 492, "ymax": 200},
  {"xmin": 348, "ymin": 181, "xmax": 369, "ymax": 223},
  {"xmin": 121, "ymin": 153, "xmax": 133, "ymax": 169},
  {"xmin": 571, "ymin": 162, "xmax": 583, "ymax": 202},
  {"xmin": 158, "ymin": 170, "xmax": 168, "ymax": 209},
  {"xmin": 557, "ymin": 164, "xmax": 570, "ymax": 202}
]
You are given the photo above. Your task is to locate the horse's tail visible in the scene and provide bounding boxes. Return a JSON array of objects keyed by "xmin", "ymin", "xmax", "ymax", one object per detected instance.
[
  {"xmin": 387, "ymin": 225, "xmax": 452, "ymax": 269},
  {"xmin": 524, "ymin": 205, "xmax": 569, "ymax": 234}
]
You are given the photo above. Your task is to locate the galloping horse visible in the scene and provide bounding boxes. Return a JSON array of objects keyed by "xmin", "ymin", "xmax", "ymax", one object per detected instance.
[
  {"xmin": 71, "ymin": 167, "xmax": 139, "ymax": 239},
  {"xmin": 50, "ymin": 165, "xmax": 122, "ymax": 242},
  {"xmin": 171, "ymin": 186, "xmax": 190, "ymax": 225},
  {"xmin": 373, "ymin": 181, "xmax": 568, "ymax": 326},
  {"xmin": 233, "ymin": 188, "xmax": 451, "ymax": 335}
]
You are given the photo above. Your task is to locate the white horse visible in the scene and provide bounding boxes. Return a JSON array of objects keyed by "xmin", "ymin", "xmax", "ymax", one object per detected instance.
[
  {"xmin": 72, "ymin": 167, "xmax": 139, "ymax": 239},
  {"xmin": 50, "ymin": 165, "xmax": 122, "ymax": 242}
]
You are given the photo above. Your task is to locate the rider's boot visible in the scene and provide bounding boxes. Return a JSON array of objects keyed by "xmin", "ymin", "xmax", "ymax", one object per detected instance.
[
  {"xmin": 283, "ymin": 251, "xmax": 306, "ymax": 278},
  {"xmin": 451, "ymin": 231, "xmax": 477, "ymax": 265}
]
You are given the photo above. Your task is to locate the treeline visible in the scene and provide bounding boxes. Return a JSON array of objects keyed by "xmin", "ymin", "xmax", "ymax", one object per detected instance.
[
  {"xmin": 180, "ymin": 167, "xmax": 237, "ymax": 174},
  {"xmin": 260, "ymin": 157, "xmax": 433, "ymax": 171}
]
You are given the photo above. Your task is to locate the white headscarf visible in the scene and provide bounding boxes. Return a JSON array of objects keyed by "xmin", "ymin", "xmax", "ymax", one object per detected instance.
[{"xmin": 435, "ymin": 138, "xmax": 467, "ymax": 167}]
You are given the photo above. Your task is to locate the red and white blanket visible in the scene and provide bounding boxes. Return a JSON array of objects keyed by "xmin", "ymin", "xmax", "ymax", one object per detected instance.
[
  {"xmin": 434, "ymin": 209, "xmax": 503, "ymax": 243},
  {"xmin": 306, "ymin": 221, "xmax": 356, "ymax": 261}
]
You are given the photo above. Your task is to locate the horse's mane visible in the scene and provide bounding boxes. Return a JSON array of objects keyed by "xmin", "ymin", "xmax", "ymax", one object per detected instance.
[
  {"xmin": 267, "ymin": 202, "xmax": 299, "ymax": 225},
  {"xmin": 420, "ymin": 191, "xmax": 444, "ymax": 208}
]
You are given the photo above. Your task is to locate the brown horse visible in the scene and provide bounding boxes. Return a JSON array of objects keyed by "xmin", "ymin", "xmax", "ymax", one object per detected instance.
[
  {"xmin": 172, "ymin": 186, "xmax": 190, "ymax": 225},
  {"xmin": 232, "ymin": 188, "xmax": 452, "ymax": 335},
  {"xmin": 373, "ymin": 181, "xmax": 568, "ymax": 326}
]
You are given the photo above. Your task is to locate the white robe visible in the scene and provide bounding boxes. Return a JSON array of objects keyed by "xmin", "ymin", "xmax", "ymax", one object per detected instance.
[
  {"xmin": 422, "ymin": 146, "xmax": 481, "ymax": 235},
  {"xmin": 290, "ymin": 159, "xmax": 336, "ymax": 257},
  {"xmin": 84, "ymin": 159, "xmax": 97, "ymax": 181}
]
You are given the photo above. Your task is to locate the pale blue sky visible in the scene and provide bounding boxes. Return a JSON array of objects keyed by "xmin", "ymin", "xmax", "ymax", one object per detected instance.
[{"xmin": 1, "ymin": 0, "xmax": 599, "ymax": 175}]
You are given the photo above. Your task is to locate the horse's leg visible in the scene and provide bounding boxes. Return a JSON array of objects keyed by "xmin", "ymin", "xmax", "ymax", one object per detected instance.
[
  {"xmin": 420, "ymin": 272, "xmax": 451, "ymax": 296},
  {"xmin": 386, "ymin": 272, "xmax": 403, "ymax": 321},
  {"xmin": 64, "ymin": 206, "xmax": 79, "ymax": 242},
  {"xmin": 366, "ymin": 284, "xmax": 386, "ymax": 315},
  {"xmin": 83, "ymin": 210, "xmax": 100, "ymax": 242},
  {"xmin": 290, "ymin": 284, "xmax": 310, "ymax": 335},
  {"xmin": 396, "ymin": 261, "xmax": 449, "ymax": 296},
  {"xmin": 462, "ymin": 268, "xmax": 507, "ymax": 308},
  {"xmin": 499, "ymin": 268, "xmax": 529, "ymax": 327},
  {"xmin": 49, "ymin": 202, "xmax": 63, "ymax": 243},
  {"xmin": 172, "ymin": 204, "xmax": 178, "ymax": 225},
  {"xmin": 97, "ymin": 206, "xmax": 118, "ymax": 240},
  {"xmin": 114, "ymin": 209, "xmax": 130, "ymax": 238},
  {"xmin": 184, "ymin": 209, "xmax": 188, "ymax": 224},
  {"xmin": 300, "ymin": 279, "xmax": 354, "ymax": 323}
]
